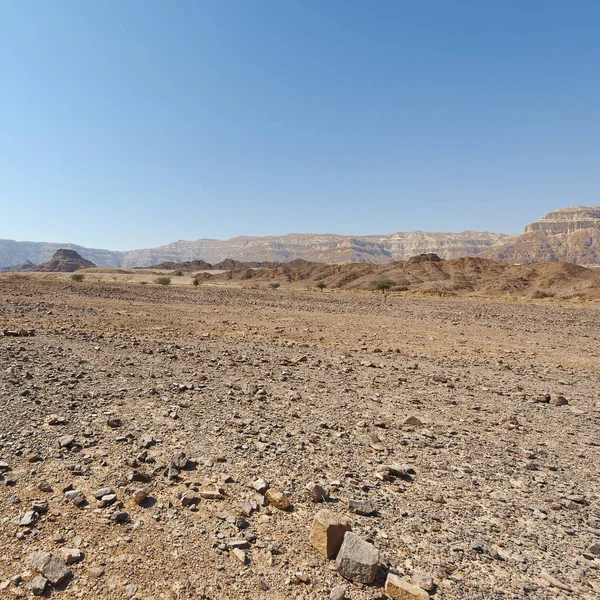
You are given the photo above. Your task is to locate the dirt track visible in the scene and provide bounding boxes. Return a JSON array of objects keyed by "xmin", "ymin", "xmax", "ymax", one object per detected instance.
[{"xmin": 0, "ymin": 279, "xmax": 599, "ymax": 599}]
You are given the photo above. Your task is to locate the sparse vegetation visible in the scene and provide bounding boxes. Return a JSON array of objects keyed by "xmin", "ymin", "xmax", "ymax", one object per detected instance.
[
  {"xmin": 70, "ymin": 273, "xmax": 85, "ymax": 282},
  {"xmin": 4, "ymin": 273, "xmax": 31, "ymax": 281},
  {"xmin": 269, "ymin": 282, "xmax": 281, "ymax": 289},
  {"xmin": 155, "ymin": 277, "xmax": 171, "ymax": 286},
  {"xmin": 371, "ymin": 276, "xmax": 395, "ymax": 294},
  {"xmin": 531, "ymin": 289, "xmax": 555, "ymax": 299},
  {"xmin": 192, "ymin": 278, "xmax": 199, "ymax": 286},
  {"xmin": 315, "ymin": 280, "xmax": 327, "ymax": 292}
]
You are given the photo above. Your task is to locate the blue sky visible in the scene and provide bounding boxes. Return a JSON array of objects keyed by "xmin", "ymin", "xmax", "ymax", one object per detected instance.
[{"xmin": 1, "ymin": 1, "xmax": 599, "ymax": 250}]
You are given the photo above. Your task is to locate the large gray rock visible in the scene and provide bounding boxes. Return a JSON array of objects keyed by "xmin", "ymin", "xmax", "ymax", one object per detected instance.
[
  {"xmin": 42, "ymin": 556, "xmax": 72, "ymax": 586},
  {"xmin": 335, "ymin": 532, "xmax": 378, "ymax": 584},
  {"xmin": 26, "ymin": 552, "xmax": 71, "ymax": 586}
]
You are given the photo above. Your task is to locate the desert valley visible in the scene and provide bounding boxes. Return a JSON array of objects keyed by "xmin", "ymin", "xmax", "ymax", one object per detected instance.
[{"xmin": 0, "ymin": 207, "xmax": 599, "ymax": 599}]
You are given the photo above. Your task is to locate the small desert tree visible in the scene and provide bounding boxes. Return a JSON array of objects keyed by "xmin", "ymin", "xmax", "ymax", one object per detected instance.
[
  {"xmin": 70, "ymin": 273, "xmax": 85, "ymax": 282},
  {"xmin": 315, "ymin": 280, "xmax": 327, "ymax": 292},
  {"xmin": 269, "ymin": 282, "xmax": 281, "ymax": 289},
  {"xmin": 155, "ymin": 276, "xmax": 171, "ymax": 286},
  {"xmin": 371, "ymin": 277, "xmax": 395, "ymax": 296},
  {"xmin": 192, "ymin": 277, "xmax": 199, "ymax": 286}
]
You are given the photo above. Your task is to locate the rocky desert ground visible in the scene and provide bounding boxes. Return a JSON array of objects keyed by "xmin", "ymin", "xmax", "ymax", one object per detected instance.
[{"xmin": 0, "ymin": 277, "xmax": 599, "ymax": 599}]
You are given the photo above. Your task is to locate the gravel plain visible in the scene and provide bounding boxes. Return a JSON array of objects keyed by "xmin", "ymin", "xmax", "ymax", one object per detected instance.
[{"xmin": 0, "ymin": 278, "xmax": 599, "ymax": 599}]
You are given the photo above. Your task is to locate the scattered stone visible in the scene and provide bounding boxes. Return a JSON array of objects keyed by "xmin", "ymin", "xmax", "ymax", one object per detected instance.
[
  {"xmin": 34, "ymin": 555, "xmax": 71, "ymax": 586},
  {"xmin": 240, "ymin": 499, "xmax": 257, "ymax": 516},
  {"xmin": 231, "ymin": 548, "xmax": 247, "ymax": 565},
  {"xmin": 587, "ymin": 541, "xmax": 600, "ymax": 556},
  {"xmin": 549, "ymin": 395, "xmax": 568, "ymax": 407},
  {"xmin": 65, "ymin": 489, "xmax": 86, "ymax": 506},
  {"xmin": 252, "ymin": 478, "xmax": 269, "ymax": 494},
  {"xmin": 265, "ymin": 489, "xmax": 290, "ymax": 510},
  {"xmin": 197, "ymin": 487, "xmax": 223, "ymax": 500},
  {"xmin": 140, "ymin": 433, "xmax": 154, "ymax": 448},
  {"xmin": 385, "ymin": 573, "xmax": 429, "ymax": 599},
  {"xmin": 27, "ymin": 575, "xmax": 48, "ymax": 596},
  {"xmin": 181, "ymin": 490, "xmax": 198, "ymax": 507},
  {"xmin": 57, "ymin": 435, "xmax": 75, "ymax": 448},
  {"xmin": 411, "ymin": 571, "xmax": 434, "ymax": 592},
  {"xmin": 309, "ymin": 509, "xmax": 352, "ymax": 559},
  {"xmin": 59, "ymin": 548, "xmax": 84, "ymax": 565},
  {"xmin": 110, "ymin": 510, "xmax": 129, "ymax": 523},
  {"xmin": 132, "ymin": 489, "xmax": 148, "ymax": 506},
  {"xmin": 330, "ymin": 584, "xmax": 348, "ymax": 600},
  {"xmin": 19, "ymin": 510, "xmax": 37, "ymax": 526},
  {"xmin": 306, "ymin": 482, "xmax": 329, "ymax": 502},
  {"xmin": 93, "ymin": 486, "xmax": 115, "ymax": 499},
  {"xmin": 171, "ymin": 451, "xmax": 189, "ymax": 469},
  {"xmin": 335, "ymin": 532, "xmax": 379, "ymax": 584},
  {"xmin": 348, "ymin": 499, "xmax": 375, "ymax": 516},
  {"xmin": 88, "ymin": 567, "xmax": 104, "ymax": 578},
  {"xmin": 31, "ymin": 500, "xmax": 48, "ymax": 513}
]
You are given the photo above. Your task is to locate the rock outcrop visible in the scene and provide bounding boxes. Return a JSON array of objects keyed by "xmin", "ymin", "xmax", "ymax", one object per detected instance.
[
  {"xmin": 31, "ymin": 249, "xmax": 96, "ymax": 272},
  {"xmin": 485, "ymin": 207, "xmax": 600, "ymax": 264},
  {"xmin": 525, "ymin": 206, "xmax": 600, "ymax": 235}
]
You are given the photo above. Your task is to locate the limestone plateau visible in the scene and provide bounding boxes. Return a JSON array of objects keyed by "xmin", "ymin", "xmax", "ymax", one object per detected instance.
[{"xmin": 2, "ymin": 205, "xmax": 600, "ymax": 268}]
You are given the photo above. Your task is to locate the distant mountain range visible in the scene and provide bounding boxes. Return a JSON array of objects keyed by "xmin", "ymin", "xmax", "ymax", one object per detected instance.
[{"xmin": 2, "ymin": 206, "xmax": 600, "ymax": 268}]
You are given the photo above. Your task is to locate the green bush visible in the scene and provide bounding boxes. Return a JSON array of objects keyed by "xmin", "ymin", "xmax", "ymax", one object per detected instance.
[
  {"xmin": 315, "ymin": 280, "xmax": 327, "ymax": 292},
  {"xmin": 155, "ymin": 277, "xmax": 171, "ymax": 286},
  {"xmin": 269, "ymin": 282, "xmax": 281, "ymax": 289},
  {"xmin": 70, "ymin": 273, "xmax": 85, "ymax": 282}
]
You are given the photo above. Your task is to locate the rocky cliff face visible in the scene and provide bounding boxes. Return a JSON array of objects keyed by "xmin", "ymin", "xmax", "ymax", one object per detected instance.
[
  {"xmin": 484, "ymin": 206, "xmax": 600, "ymax": 264},
  {"xmin": 0, "ymin": 231, "xmax": 514, "ymax": 268},
  {"xmin": 525, "ymin": 206, "xmax": 600, "ymax": 235},
  {"xmin": 3, "ymin": 206, "xmax": 600, "ymax": 268},
  {"xmin": 118, "ymin": 231, "xmax": 514, "ymax": 267}
]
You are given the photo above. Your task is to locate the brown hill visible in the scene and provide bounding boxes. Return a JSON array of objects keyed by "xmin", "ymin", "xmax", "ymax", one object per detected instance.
[
  {"xmin": 0, "ymin": 260, "xmax": 36, "ymax": 272},
  {"xmin": 31, "ymin": 249, "xmax": 96, "ymax": 272},
  {"xmin": 206, "ymin": 253, "xmax": 600, "ymax": 298}
]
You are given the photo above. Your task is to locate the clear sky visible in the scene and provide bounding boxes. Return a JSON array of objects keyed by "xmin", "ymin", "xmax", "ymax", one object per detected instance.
[{"xmin": 1, "ymin": 1, "xmax": 599, "ymax": 250}]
